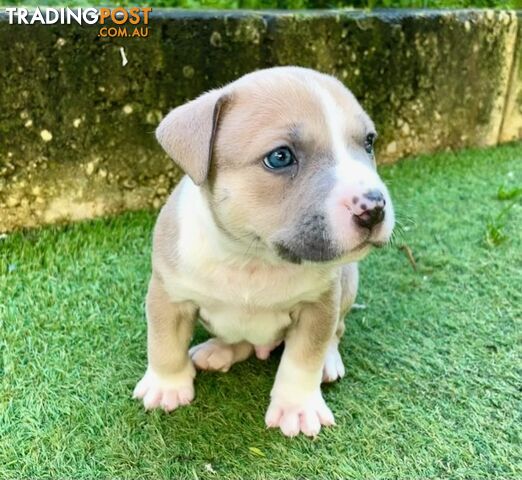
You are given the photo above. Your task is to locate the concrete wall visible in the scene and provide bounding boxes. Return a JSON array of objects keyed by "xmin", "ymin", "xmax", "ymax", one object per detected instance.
[
  {"xmin": 0, "ymin": 9, "xmax": 520, "ymax": 232},
  {"xmin": 500, "ymin": 11, "xmax": 522, "ymax": 142}
]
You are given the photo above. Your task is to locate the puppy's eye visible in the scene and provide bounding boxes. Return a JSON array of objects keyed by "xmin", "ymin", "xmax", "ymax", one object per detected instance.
[
  {"xmin": 263, "ymin": 147, "xmax": 296, "ymax": 170},
  {"xmin": 364, "ymin": 133, "xmax": 376, "ymax": 155}
]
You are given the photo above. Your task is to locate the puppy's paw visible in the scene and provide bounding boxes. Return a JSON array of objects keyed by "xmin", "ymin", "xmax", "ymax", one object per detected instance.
[
  {"xmin": 190, "ymin": 338, "xmax": 245, "ymax": 372},
  {"xmin": 254, "ymin": 341, "xmax": 282, "ymax": 360},
  {"xmin": 322, "ymin": 344, "xmax": 345, "ymax": 383},
  {"xmin": 265, "ymin": 391, "xmax": 335, "ymax": 437},
  {"xmin": 133, "ymin": 364, "xmax": 195, "ymax": 412}
]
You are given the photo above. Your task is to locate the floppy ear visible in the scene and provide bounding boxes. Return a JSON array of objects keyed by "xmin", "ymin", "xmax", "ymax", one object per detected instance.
[{"xmin": 156, "ymin": 89, "xmax": 229, "ymax": 185}]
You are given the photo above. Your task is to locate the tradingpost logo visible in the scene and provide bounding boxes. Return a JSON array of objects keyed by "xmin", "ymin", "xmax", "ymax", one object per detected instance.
[{"xmin": 4, "ymin": 7, "xmax": 152, "ymax": 38}]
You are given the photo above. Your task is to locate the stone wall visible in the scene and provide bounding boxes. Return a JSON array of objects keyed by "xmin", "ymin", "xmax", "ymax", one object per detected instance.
[{"xmin": 0, "ymin": 9, "xmax": 520, "ymax": 232}]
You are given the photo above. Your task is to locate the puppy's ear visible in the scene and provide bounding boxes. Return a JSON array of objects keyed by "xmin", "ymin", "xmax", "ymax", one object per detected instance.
[{"xmin": 156, "ymin": 89, "xmax": 229, "ymax": 185}]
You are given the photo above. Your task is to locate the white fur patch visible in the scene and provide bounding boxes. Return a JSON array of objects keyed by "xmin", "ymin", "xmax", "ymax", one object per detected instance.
[
  {"xmin": 133, "ymin": 363, "xmax": 195, "ymax": 412},
  {"xmin": 311, "ymin": 79, "xmax": 350, "ymax": 163},
  {"xmin": 265, "ymin": 389, "xmax": 335, "ymax": 437},
  {"xmin": 322, "ymin": 342, "xmax": 345, "ymax": 383},
  {"xmin": 158, "ymin": 181, "xmax": 335, "ymax": 345},
  {"xmin": 267, "ymin": 348, "xmax": 334, "ymax": 437},
  {"xmin": 310, "ymin": 79, "xmax": 395, "ymax": 249}
]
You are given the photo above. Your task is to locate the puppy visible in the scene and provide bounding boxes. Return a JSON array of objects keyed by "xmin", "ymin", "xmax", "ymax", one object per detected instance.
[{"xmin": 133, "ymin": 67, "xmax": 394, "ymax": 437}]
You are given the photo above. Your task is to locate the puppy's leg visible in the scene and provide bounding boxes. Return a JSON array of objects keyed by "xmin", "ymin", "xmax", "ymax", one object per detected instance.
[
  {"xmin": 322, "ymin": 263, "xmax": 358, "ymax": 383},
  {"xmin": 133, "ymin": 274, "xmax": 197, "ymax": 412},
  {"xmin": 266, "ymin": 288, "xmax": 339, "ymax": 437},
  {"xmin": 190, "ymin": 339, "xmax": 253, "ymax": 372}
]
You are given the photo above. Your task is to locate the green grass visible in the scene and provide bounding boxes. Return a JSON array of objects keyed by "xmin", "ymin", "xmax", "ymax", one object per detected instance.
[{"xmin": 1, "ymin": 143, "xmax": 521, "ymax": 479}]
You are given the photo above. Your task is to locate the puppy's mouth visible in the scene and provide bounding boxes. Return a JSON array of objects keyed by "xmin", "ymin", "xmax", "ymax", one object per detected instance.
[
  {"xmin": 274, "ymin": 242, "xmax": 334, "ymax": 265},
  {"xmin": 271, "ymin": 215, "xmax": 392, "ymax": 264},
  {"xmin": 274, "ymin": 239, "xmax": 383, "ymax": 265},
  {"xmin": 350, "ymin": 230, "xmax": 388, "ymax": 251}
]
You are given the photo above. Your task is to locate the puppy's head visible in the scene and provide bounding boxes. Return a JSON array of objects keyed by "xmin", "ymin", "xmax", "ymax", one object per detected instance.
[{"xmin": 157, "ymin": 67, "xmax": 394, "ymax": 264}]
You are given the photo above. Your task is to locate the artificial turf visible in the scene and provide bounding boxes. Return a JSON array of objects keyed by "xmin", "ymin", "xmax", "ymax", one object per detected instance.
[{"xmin": 1, "ymin": 143, "xmax": 521, "ymax": 479}]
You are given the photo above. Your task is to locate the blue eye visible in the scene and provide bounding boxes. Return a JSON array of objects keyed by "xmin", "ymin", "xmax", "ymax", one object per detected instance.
[
  {"xmin": 263, "ymin": 147, "xmax": 296, "ymax": 170},
  {"xmin": 364, "ymin": 133, "xmax": 376, "ymax": 155}
]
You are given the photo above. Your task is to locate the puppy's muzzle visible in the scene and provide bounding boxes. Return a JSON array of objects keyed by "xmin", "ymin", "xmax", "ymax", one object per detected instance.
[{"xmin": 352, "ymin": 189, "xmax": 386, "ymax": 230}]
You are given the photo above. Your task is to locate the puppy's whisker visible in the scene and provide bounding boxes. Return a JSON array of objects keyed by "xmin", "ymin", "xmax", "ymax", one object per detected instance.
[{"xmin": 243, "ymin": 236, "xmax": 258, "ymax": 258}]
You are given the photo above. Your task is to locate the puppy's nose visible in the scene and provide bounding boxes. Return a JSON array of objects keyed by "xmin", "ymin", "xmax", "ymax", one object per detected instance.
[{"xmin": 353, "ymin": 189, "xmax": 385, "ymax": 229}]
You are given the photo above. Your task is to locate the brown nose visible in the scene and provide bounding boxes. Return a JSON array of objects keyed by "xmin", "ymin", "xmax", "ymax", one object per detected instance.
[{"xmin": 353, "ymin": 190, "xmax": 386, "ymax": 229}]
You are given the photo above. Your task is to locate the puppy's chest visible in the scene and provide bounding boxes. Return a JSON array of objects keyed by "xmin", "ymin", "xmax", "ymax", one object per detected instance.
[{"xmin": 162, "ymin": 261, "xmax": 329, "ymax": 344}]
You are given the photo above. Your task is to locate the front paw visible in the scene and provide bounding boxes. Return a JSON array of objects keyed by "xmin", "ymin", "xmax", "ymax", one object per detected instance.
[
  {"xmin": 265, "ymin": 390, "xmax": 335, "ymax": 437},
  {"xmin": 322, "ymin": 343, "xmax": 345, "ymax": 383},
  {"xmin": 133, "ymin": 364, "xmax": 195, "ymax": 412}
]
